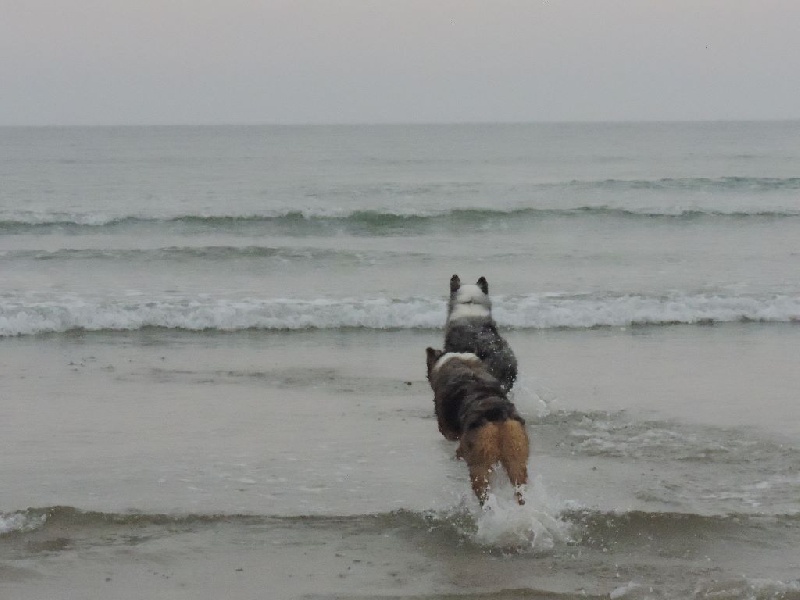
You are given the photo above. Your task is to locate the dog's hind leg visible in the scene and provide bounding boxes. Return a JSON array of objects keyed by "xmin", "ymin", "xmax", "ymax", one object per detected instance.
[
  {"xmin": 465, "ymin": 422, "xmax": 501, "ymax": 505},
  {"xmin": 468, "ymin": 462, "xmax": 494, "ymax": 506},
  {"xmin": 499, "ymin": 420, "xmax": 529, "ymax": 505},
  {"xmin": 504, "ymin": 462, "xmax": 528, "ymax": 505}
]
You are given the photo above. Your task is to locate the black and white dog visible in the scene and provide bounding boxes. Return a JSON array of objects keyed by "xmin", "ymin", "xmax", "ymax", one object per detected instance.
[{"xmin": 444, "ymin": 274, "xmax": 518, "ymax": 391}]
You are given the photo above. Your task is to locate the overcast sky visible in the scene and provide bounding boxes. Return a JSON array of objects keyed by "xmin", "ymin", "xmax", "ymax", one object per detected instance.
[{"xmin": 2, "ymin": 1, "xmax": 799, "ymax": 125}]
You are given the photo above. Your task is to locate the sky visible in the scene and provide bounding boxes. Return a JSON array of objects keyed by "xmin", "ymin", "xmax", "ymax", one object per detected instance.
[{"xmin": 2, "ymin": 0, "xmax": 799, "ymax": 125}]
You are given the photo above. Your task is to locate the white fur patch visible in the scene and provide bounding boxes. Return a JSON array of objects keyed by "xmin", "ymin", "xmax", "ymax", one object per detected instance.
[
  {"xmin": 449, "ymin": 303, "xmax": 491, "ymax": 320},
  {"xmin": 455, "ymin": 284, "xmax": 489, "ymax": 306},
  {"xmin": 433, "ymin": 352, "xmax": 482, "ymax": 374}
]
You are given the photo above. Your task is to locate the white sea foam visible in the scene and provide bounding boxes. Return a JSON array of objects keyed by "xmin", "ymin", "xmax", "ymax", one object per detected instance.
[
  {"xmin": 1, "ymin": 292, "xmax": 799, "ymax": 337},
  {"xmin": 0, "ymin": 511, "xmax": 47, "ymax": 535},
  {"xmin": 0, "ymin": 295, "xmax": 443, "ymax": 336},
  {"xmin": 493, "ymin": 292, "xmax": 800, "ymax": 329}
]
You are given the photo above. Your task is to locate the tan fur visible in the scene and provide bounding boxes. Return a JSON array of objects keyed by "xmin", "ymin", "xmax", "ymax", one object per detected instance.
[{"xmin": 458, "ymin": 419, "xmax": 529, "ymax": 505}]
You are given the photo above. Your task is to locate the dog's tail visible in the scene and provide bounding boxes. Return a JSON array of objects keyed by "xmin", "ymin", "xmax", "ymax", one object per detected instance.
[{"xmin": 469, "ymin": 419, "xmax": 529, "ymax": 505}]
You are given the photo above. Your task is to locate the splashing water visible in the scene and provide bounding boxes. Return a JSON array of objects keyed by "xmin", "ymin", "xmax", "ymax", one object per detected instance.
[
  {"xmin": 470, "ymin": 476, "xmax": 574, "ymax": 553},
  {"xmin": 509, "ymin": 375, "xmax": 558, "ymax": 419}
]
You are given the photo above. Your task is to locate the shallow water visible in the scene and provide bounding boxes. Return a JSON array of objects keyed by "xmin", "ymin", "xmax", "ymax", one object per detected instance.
[{"xmin": 2, "ymin": 328, "xmax": 799, "ymax": 598}]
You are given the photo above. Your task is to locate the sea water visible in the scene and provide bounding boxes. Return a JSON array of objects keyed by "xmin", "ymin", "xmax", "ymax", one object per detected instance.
[{"xmin": 1, "ymin": 122, "xmax": 799, "ymax": 599}]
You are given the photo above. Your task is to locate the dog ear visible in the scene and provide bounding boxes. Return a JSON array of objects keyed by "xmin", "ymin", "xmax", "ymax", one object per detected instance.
[
  {"xmin": 477, "ymin": 276, "xmax": 488, "ymax": 295},
  {"xmin": 450, "ymin": 274, "xmax": 461, "ymax": 293},
  {"xmin": 426, "ymin": 347, "xmax": 443, "ymax": 361},
  {"xmin": 425, "ymin": 347, "xmax": 443, "ymax": 376}
]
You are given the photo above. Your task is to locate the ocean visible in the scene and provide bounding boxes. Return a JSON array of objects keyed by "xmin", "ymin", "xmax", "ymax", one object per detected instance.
[{"xmin": 1, "ymin": 122, "xmax": 799, "ymax": 599}]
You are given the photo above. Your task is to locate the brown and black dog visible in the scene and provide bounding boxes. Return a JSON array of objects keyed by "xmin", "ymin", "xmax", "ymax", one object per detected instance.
[{"xmin": 425, "ymin": 347, "xmax": 529, "ymax": 506}]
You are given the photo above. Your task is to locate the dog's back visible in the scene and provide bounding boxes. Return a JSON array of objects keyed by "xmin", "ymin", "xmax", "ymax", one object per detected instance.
[{"xmin": 426, "ymin": 349, "xmax": 500, "ymax": 439}]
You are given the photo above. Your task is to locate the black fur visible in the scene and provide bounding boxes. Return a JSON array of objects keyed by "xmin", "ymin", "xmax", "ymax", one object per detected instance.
[
  {"xmin": 444, "ymin": 274, "xmax": 518, "ymax": 391},
  {"xmin": 426, "ymin": 348, "xmax": 524, "ymax": 439}
]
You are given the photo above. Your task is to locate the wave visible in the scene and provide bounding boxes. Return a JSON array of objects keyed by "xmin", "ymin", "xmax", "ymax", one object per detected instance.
[
  {"xmin": 0, "ymin": 505, "xmax": 518, "ymax": 543},
  {"xmin": 4, "ymin": 504, "xmax": 797, "ymax": 541},
  {"xmin": 587, "ymin": 176, "xmax": 800, "ymax": 192},
  {"xmin": 0, "ymin": 503, "xmax": 566, "ymax": 554},
  {"xmin": 0, "ymin": 506, "xmax": 265, "ymax": 536},
  {"xmin": 3, "ymin": 202, "xmax": 800, "ymax": 236},
  {"xmin": 2, "ymin": 291, "xmax": 799, "ymax": 337},
  {"xmin": 0, "ymin": 245, "xmax": 381, "ymax": 262},
  {"xmin": 566, "ymin": 508, "xmax": 800, "ymax": 545},
  {"xmin": 4, "ymin": 506, "xmax": 797, "ymax": 600},
  {"xmin": 538, "ymin": 410, "xmax": 800, "ymax": 465}
]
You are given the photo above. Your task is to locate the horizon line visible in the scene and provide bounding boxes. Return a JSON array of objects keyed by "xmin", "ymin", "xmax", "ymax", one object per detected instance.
[{"xmin": 2, "ymin": 117, "xmax": 800, "ymax": 128}]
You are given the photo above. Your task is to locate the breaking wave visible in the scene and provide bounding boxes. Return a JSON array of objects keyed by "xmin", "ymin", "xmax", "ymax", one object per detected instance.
[
  {"xmin": 3, "ymin": 196, "xmax": 800, "ymax": 236},
  {"xmin": 2, "ymin": 291, "xmax": 799, "ymax": 337}
]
